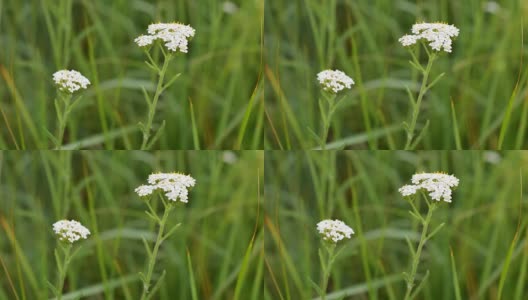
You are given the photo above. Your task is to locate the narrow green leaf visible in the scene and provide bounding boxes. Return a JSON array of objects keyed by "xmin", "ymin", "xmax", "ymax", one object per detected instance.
[
  {"xmin": 410, "ymin": 270, "xmax": 430, "ymax": 299},
  {"xmin": 146, "ymin": 270, "xmax": 166, "ymax": 300},
  {"xmin": 146, "ymin": 120, "xmax": 166, "ymax": 150},
  {"xmin": 450, "ymin": 248, "xmax": 462, "ymax": 300},
  {"xmin": 186, "ymin": 250, "xmax": 199, "ymax": 300},
  {"xmin": 189, "ymin": 99, "xmax": 200, "ymax": 150},
  {"xmin": 141, "ymin": 237, "xmax": 152, "ymax": 258},
  {"xmin": 161, "ymin": 223, "xmax": 181, "ymax": 242},
  {"xmin": 161, "ymin": 73, "xmax": 181, "ymax": 92}
]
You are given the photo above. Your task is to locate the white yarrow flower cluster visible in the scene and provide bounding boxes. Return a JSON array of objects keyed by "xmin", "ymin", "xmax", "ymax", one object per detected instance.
[
  {"xmin": 52, "ymin": 70, "xmax": 90, "ymax": 93},
  {"xmin": 316, "ymin": 219, "xmax": 354, "ymax": 243},
  {"xmin": 53, "ymin": 220, "xmax": 91, "ymax": 244},
  {"xmin": 317, "ymin": 70, "xmax": 354, "ymax": 94},
  {"xmin": 135, "ymin": 172, "xmax": 196, "ymax": 203},
  {"xmin": 134, "ymin": 22, "xmax": 196, "ymax": 53},
  {"xmin": 399, "ymin": 22, "xmax": 460, "ymax": 53},
  {"xmin": 399, "ymin": 172, "xmax": 459, "ymax": 202}
]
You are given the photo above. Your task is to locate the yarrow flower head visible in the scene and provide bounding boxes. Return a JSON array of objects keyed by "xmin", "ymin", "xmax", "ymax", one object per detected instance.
[
  {"xmin": 317, "ymin": 70, "xmax": 354, "ymax": 94},
  {"xmin": 53, "ymin": 220, "xmax": 90, "ymax": 244},
  {"xmin": 53, "ymin": 70, "xmax": 90, "ymax": 93},
  {"xmin": 134, "ymin": 22, "xmax": 196, "ymax": 53},
  {"xmin": 399, "ymin": 172, "xmax": 459, "ymax": 202},
  {"xmin": 399, "ymin": 22, "xmax": 460, "ymax": 53},
  {"xmin": 316, "ymin": 219, "xmax": 354, "ymax": 243},
  {"xmin": 135, "ymin": 172, "xmax": 196, "ymax": 203}
]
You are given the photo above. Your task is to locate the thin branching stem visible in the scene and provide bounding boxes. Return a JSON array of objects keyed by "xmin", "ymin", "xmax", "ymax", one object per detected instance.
[
  {"xmin": 55, "ymin": 93, "xmax": 73, "ymax": 149},
  {"xmin": 320, "ymin": 244, "xmax": 336, "ymax": 300},
  {"xmin": 140, "ymin": 52, "xmax": 173, "ymax": 150},
  {"xmin": 55, "ymin": 244, "xmax": 72, "ymax": 300},
  {"xmin": 404, "ymin": 199, "xmax": 437, "ymax": 300},
  {"xmin": 404, "ymin": 52, "xmax": 437, "ymax": 150},
  {"xmin": 140, "ymin": 200, "xmax": 174, "ymax": 300}
]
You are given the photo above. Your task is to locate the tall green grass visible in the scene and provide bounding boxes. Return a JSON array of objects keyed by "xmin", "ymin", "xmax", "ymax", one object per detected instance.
[
  {"xmin": 0, "ymin": 151, "xmax": 263, "ymax": 299},
  {"xmin": 265, "ymin": 0, "xmax": 528, "ymax": 149},
  {"xmin": 265, "ymin": 151, "xmax": 528, "ymax": 299},
  {"xmin": 0, "ymin": 0, "xmax": 263, "ymax": 149}
]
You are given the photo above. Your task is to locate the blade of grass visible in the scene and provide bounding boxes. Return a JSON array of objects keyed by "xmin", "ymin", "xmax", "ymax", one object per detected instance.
[
  {"xmin": 189, "ymin": 98, "xmax": 201, "ymax": 150},
  {"xmin": 451, "ymin": 99, "xmax": 462, "ymax": 150},
  {"xmin": 450, "ymin": 247, "xmax": 462, "ymax": 300}
]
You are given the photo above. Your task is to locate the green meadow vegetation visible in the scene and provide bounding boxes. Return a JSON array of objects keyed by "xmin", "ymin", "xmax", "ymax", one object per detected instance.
[
  {"xmin": 265, "ymin": 151, "xmax": 528, "ymax": 299},
  {"xmin": 265, "ymin": 0, "xmax": 528, "ymax": 149},
  {"xmin": 0, "ymin": 1, "xmax": 263, "ymax": 149},
  {"xmin": 0, "ymin": 151, "xmax": 263, "ymax": 299}
]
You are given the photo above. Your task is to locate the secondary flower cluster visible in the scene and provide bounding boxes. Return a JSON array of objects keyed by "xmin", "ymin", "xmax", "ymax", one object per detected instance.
[
  {"xmin": 135, "ymin": 172, "xmax": 196, "ymax": 203},
  {"xmin": 317, "ymin": 70, "xmax": 355, "ymax": 94},
  {"xmin": 135, "ymin": 22, "xmax": 196, "ymax": 53},
  {"xmin": 53, "ymin": 220, "xmax": 91, "ymax": 244},
  {"xmin": 399, "ymin": 22, "xmax": 460, "ymax": 53},
  {"xmin": 399, "ymin": 172, "xmax": 459, "ymax": 202},
  {"xmin": 316, "ymin": 219, "xmax": 354, "ymax": 243},
  {"xmin": 53, "ymin": 70, "xmax": 91, "ymax": 94}
]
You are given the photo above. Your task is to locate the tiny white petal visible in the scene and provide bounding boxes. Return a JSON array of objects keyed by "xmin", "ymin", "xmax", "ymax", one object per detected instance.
[
  {"xmin": 52, "ymin": 70, "xmax": 90, "ymax": 94},
  {"xmin": 317, "ymin": 69, "xmax": 354, "ymax": 94},
  {"xmin": 136, "ymin": 172, "xmax": 196, "ymax": 203},
  {"xmin": 399, "ymin": 22, "xmax": 459, "ymax": 53},
  {"xmin": 53, "ymin": 220, "xmax": 90, "ymax": 244},
  {"xmin": 316, "ymin": 219, "xmax": 354, "ymax": 243},
  {"xmin": 135, "ymin": 22, "xmax": 195, "ymax": 53},
  {"xmin": 399, "ymin": 172, "xmax": 459, "ymax": 203}
]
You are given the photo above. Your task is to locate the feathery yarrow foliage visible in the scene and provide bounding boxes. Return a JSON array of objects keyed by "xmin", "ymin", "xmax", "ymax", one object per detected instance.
[
  {"xmin": 52, "ymin": 70, "xmax": 90, "ymax": 93},
  {"xmin": 134, "ymin": 22, "xmax": 196, "ymax": 53},
  {"xmin": 317, "ymin": 70, "xmax": 354, "ymax": 94},
  {"xmin": 317, "ymin": 219, "xmax": 354, "ymax": 243},
  {"xmin": 135, "ymin": 172, "xmax": 196, "ymax": 202},
  {"xmin": 399, "ymin": 22, "xmax": 460, "ymax": 53},
  {"xmin": 52, "ymin": 220, "xmax": 90, "ymax": 244},
  {"xmin": 399, "ymin": 172, "xmax": 459, "ymax": 202}
]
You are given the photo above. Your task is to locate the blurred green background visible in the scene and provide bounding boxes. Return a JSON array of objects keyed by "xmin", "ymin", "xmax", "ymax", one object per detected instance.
[
  {"xmin": 265, "ymin": 0, "xmax": 528, "ymax": 149},
  {"xmin": 265, "ymin": 151, "xmax": 528, "ymax": 299},
  {"xmin": 0, "ymin": 150, "xmax": 263, "ymax": 299},
  {"xmin": 0, "ymin": 0, "xmax": 263, "ymax": 149}
]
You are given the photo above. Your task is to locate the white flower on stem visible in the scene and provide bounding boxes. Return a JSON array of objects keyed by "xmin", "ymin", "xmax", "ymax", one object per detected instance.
[
  {"xmin": 135, "ymin": 22, "xmax": 196, "ymax": 53},
  {"xmin": 53, "ymin": 220, "xmax": 90, "ymax": 244},
  {"xmin": 53, "ymin": 70, "xmax": 90, "ymax": 93},
  {"xmin": 399, "ymin": 172, "xmax": 459, "ymax": 202},
  {"xmin": 135, "ymin": 172, "xmax": 196, "ymax": 203},
  {"xmin": 317, "ymin": 219, "xmax": 354, "ymax": 243},
  {"xmin": 399, "ymin": 22, "xmax": 460, "ymax": 53},
  {"xmin": 134, "ymin": 35, "xmax": 156, "ymax": 47},
  {"xmin": 317, "ymin": 70, "xmax": 354, "ymax": 94}
]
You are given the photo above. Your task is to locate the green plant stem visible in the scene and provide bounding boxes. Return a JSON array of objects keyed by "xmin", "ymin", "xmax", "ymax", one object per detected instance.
[
  {"xmin": 319, "ymin": 93, "xmax": 337, "ymax": 150},
  {"xmin": 140, "ymin": 201, "xmax": 173, "ymax": 300},
  {"xmin": 404, "ymin": 52, "xmax": 437, "ymax": 150},
  {"xmin": 56, "ymin": 244, "xmax": 72, "ymax": 300},
  {"xmin": 55, "ymin": 93, "xmax": 73, "ymax": 149},
  {"xmin": 403, "ymin": 201, "xmax": 436, "ymax": 300},
  {"xmin": 320, "ymin": 244, "xmax": 336, "ymax": 300},
  {"xmin": 140, "ymin": 53, "xmax": 172, "ymax": 150}
]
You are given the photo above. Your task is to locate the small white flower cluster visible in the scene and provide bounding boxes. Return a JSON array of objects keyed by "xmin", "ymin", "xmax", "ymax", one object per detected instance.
[
  {"xmin": 134, "ymin": 22, "xmax": 196, "ymax": 53},
  {"xmin": 135, "ymin": 172, "xmax": 196, "ymax": 203},
  {"xmin": 52, "ymin": 70, "xmax": 90, "ymax": 93},
  {"xmin": 317, "ymin": 70, "xmax": 355, "ymax": 94},
  {"xmin": 53, "ymin": 220, "xmax": 91, "ymax": 244},
  {"xmin": 399, "ymin": 22, "xmax": 460, "ymax": 53},
  {"xmin": 399, "ymin": 172, "xmax": 459, "ymax": 202},
  {"xmin": 316, "ymin": 219, "xmax": 354, "ymax": 243}
]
